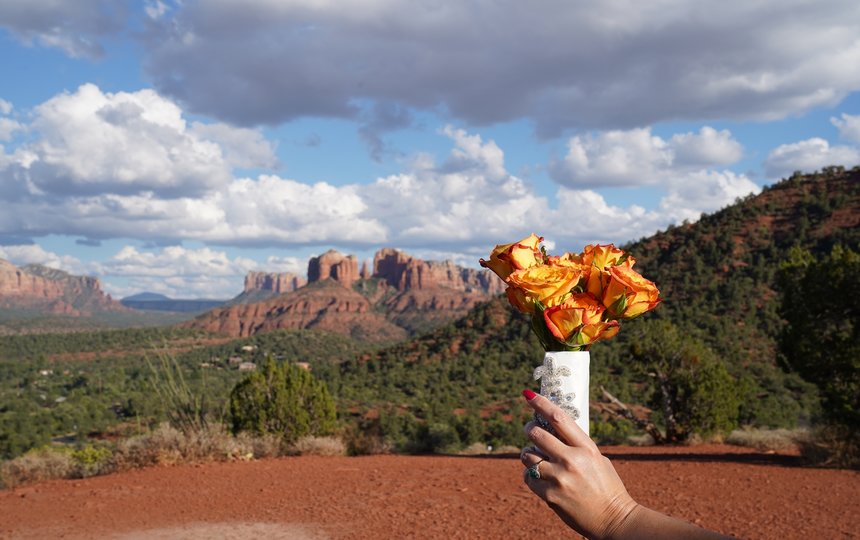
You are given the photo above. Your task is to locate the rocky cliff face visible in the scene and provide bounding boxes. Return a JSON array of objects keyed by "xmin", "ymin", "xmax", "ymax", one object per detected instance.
[
  {"xmin": 372, "ymin": 248, "xmax": 505, "ymax": 294},
  {"xmin": 244, "ymin": 271, "xmax": 306, "ymax": 295},
  {"xmin": 188, "ymin": 280, "xmax": 407, "ymax": 341},
  {"xmin": 307, "ymin": 250, "xmax": 360, "ymax": 287},
  {"xmin": 0, "ymin": 259, "xmax": 125, "ymax": 315}
]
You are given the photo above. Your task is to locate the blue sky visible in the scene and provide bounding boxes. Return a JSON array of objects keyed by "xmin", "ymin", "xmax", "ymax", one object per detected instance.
[{"xmin": 0, "ymin": 0, "xmax": 858, "ymax": 299}]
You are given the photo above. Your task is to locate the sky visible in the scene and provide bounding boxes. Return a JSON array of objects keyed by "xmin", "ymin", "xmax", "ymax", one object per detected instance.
[{"xmin": 0, "ymin": 0, "xmax": 858, "ymax": 300}]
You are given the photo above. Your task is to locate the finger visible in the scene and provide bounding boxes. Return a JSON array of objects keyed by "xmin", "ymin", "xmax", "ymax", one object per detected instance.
[
  {"xmin": 523, "ymin": 391, "xmax": 595, "ymax": 449},
  {"xmin": 521, "ymin": 452, "xmax": 560, "ymax": 488},
  {"xmin": 523, "ymin": 420, "xmax": 572, "ymax": 462},
  {"xmin": 520, "ymin": 446, "xmax": 547, "ymax": 466}
]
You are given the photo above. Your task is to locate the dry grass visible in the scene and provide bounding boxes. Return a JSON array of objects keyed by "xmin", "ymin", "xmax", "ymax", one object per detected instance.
[
  {"xmin": 287, "ymin": 436, "xmax": 347, "ymax": 456},
  {"xmin": 1, "ymin": 424, "xmax": 298, "ymax": 489},
  {"xmin": 726, "ymin": 427, "xmax": 808, "ymax": 452},
  {"xmin": 1, "ymin": 448, "xmax": 75, "ymax": 489}
]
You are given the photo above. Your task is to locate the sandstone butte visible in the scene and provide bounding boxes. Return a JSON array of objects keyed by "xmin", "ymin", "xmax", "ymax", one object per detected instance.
[
  {"xmin": 185, "ymin": 247, "xmax": 505, "ymax": 341},
  {"xmin": 0, "ymin": 258, "xmax": 125, "ymax": 316}
]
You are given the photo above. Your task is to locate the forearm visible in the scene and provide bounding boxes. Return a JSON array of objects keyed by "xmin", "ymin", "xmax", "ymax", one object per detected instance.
[{"xmin": 606, "ymin": 504, "xmax": 734, "ymax": 540}]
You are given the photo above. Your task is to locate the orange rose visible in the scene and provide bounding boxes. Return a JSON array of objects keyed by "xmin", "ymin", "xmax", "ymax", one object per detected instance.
[
  {"xmin": 580, "ymin": 244, "xmax": 635, "ymax": 269},
  {"xmin": 543, "ymin": 293, "xmax": 620, "ymax": 346},
  {"xmin": 507, "ymin": 265, "xmax": 583, "ymax": 308},
  {"xmin": 479, "ymin": 233, "xmax": 543, "ymax": 281},
  {"xmin": 581, "ymin": 244, "xmax": 635, "ymax": 299},
  {"xmin": 547, "ymin": 252, "xmax": 584, "ymax": 268},
  {"xmin": 505, "ymin": 286, "xmax": 533, "ymax": 314},
  {"xmin": 601, "ymin": 265, "xmax": 661, "ymax": 319}
]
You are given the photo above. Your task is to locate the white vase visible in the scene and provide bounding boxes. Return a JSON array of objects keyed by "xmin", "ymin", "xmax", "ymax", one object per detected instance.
[{"xmin": 534, "ymin": 350, "xmax": 590, "ymax": 437}]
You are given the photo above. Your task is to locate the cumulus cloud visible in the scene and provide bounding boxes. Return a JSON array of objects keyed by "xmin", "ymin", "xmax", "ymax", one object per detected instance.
[
  {"xmin": 0, "ymin": 244, "xmax": 83, "ymax": 273},
  {"xmin": 0, "ymin": 84, "xmax": 762, "ymax": 290},
  {"xmin": 142, "ymin": 0, "xmax": 860, "ymax": 134},
  {"xmin": 832, "ymin": 113, "xmax": 860, "ymax": 143},
  {"xmin": 94, "ymin": 245, "xmax": 261, "ymax": 299},
  {"xmin": 0, "ymin": 84, "xmax": 284, "ymax": 200},
  {"xmin": 764, "ymin": 138, "xmax": 860, "ymax": 178},
  {"xmin": 659, "ymin": 171, "xmax": 761, "ymax": 223},
  {"xmin": 0, "ymin": 99, "xmax": 12, "ymax": 115},
  {"xmin": 0, "ymin": 0, "xmax": 127, "ymax": 59},
  {"xmin": 190, "ymin": 122, "xmax": 277, "ymax": 169},
  {"xmin": 550, "ymin": 126, "xmax": 744, "ymax": 187}
]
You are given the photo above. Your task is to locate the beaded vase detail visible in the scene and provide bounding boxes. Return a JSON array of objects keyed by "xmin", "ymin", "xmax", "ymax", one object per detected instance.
[{"xmin": 533, "ymin": 351, "xmax": 590, "ymax": 437}]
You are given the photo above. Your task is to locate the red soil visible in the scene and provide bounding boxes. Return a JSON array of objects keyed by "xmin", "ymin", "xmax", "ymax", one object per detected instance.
[{"xmin": 1, "ymin": 445, "xmax": 858, "ymax": 539}]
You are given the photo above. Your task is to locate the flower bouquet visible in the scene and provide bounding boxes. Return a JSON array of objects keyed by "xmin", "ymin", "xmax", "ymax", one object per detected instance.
[{"xmin": 480, "ymin": 234, "xmax": 661, "ymax": 436}]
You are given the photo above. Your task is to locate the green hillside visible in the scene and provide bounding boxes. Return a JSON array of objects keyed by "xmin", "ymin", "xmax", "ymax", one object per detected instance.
[{"xmin": 322, "ymin": 166, "xmax": 859, "ymax": 442}]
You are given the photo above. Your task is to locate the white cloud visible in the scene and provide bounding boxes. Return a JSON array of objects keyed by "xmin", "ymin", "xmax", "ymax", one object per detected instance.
[
  {"xmin": 0, "ymin": 99, "xmax": 12, "ymax": 115},
  {"xmin": 764, "ymin": 138, "xmax": 860, "ymax": 178},
  {"xmin": 95, "ymin": 245, "xmax": 263, "ymax": 299},
  {"xmin": 670, "ymin": 127, "xmax": 744, "ymax": 168},
  {"xmin": 832, "ymin": 113, "xmax": 860, "ymax": 143},
  {"xmin": 143, "ymin": 0, "xmax": 860, "ymax": 134},
  {"xmin": 659, "ymin": 171, "xmax": 761, "ymax": 223},
  {"xmin": 0, "ymin": 244, "xmax": 83, "ymax": 273},
  {"xmin": 0, "ymin": 84, "xmax": 762, "ymax": 290},
  {"xmin": 0, "ymin": 0, "xmax": 127, "ymax": 59},
  {"xmin": 0, "ymin": 118, "xmax": 21, "ymax": 142},
  {"xmin": 22, "ymin": 84, "xmax": 231, "ymax": 197},
  {"xmin": 550, "ymin": 126, "xmax": 744, "ymax": 188},
  {"xmin": 190, "ymin": 122, "xmax": 277, "ymax": 169}
]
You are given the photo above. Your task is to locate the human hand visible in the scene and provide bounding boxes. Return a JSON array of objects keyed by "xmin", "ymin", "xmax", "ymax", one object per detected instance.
[{"xmin": 520, "ymin": 389, "xmax": 639, "ymax": 539}]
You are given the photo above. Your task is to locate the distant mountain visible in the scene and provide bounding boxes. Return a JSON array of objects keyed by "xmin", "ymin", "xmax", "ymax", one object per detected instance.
[
  {"xmin": 0, "ymin": 260, "xmax": 126, "ymax": 316},
  {"xmin": 123, "ymin": 292, "xmax": 171, "ymax": 302},
  {"xmin": 185, "ymin": 248, "xmax": 505, "ymax": 341},
  {"xmin": 120, "ymin": 292, "xmax": 227, "ymax": 313}
]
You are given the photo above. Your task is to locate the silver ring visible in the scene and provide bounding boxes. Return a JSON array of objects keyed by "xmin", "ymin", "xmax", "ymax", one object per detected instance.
[{"xmin": 526, "ymin": 459, "xmax": 545, "ymax": 480}]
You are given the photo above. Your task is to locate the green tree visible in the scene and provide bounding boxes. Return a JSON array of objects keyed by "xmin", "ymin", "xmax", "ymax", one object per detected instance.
[
  {"xmin": 778, "ymin": 245, "xmax": 860, "ymax": 430},
  {"xmin": 627, "ymin": 320, "xmax": 741, "ymax": 443},
  {"xmin": 229, "ymin": 356, "xmax": 337, "ymax": 443}
]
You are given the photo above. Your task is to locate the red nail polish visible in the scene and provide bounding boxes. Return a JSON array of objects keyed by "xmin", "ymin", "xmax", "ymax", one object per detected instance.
[{"xmin": 522, "ymin": 389, "xmax": 537, "ymax": 401}]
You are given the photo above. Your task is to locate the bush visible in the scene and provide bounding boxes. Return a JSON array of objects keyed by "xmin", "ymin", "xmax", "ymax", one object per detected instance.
[
  {"xmin": 797, "ymin": 425, "xmax": 860, "ymax": 469},
  {"xmin": 229, "ymin": 357, "xmax": 337, "ymax": 444},
  {"xmin": 0, "ymin": 447, "xmax": 74, "ymax": 488}
]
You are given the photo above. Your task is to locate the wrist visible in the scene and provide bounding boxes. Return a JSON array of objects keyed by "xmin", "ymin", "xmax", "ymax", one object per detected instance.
[{"xmin": 596, "ymin": 496, "xmax": 641, "ymax": 540}]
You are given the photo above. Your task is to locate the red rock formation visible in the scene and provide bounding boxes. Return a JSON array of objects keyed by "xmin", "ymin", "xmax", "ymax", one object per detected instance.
[
  {"xmin": 192, "ymin": 248, "xmax": 505, "ymax": 340},
  {"xmin": 371, "ymin": 248, "xmax": 504, "ymax": 294},
  {"xmin": 244, "ymin": 271, "xmax": 306, "ymax": 294},
  {"xmin": 307, "ymin": 250, "xmax": 359, "ymax": 287},
  {"xmin": 0, "ymin": 259, "xmax": 125, "ymax": 314},
  {"xmin": 185, "ymin": 281, "xmax": 406, "ymax": 342}
]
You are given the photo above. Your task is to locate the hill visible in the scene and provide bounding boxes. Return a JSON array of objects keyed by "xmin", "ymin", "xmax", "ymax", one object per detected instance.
[{"xmin": 318, "ymin": 166, "xmax": 859, "ymax": 438}]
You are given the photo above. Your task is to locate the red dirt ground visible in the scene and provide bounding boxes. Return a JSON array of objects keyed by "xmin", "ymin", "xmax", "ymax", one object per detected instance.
[{"xmin": 1, "ymin": 445, "xmax": 858, "ymax": 539}]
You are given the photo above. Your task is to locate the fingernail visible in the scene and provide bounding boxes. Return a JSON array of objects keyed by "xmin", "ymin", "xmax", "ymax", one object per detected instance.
[{"xmin": 522, "ymin": 389, "xmax": 537, "ymax": 401}]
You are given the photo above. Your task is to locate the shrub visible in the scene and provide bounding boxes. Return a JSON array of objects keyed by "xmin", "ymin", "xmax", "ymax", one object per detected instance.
[
  {"xmin": 0, "ymin": 447, "xmax": 74, "ymax": 488},
  {"xmin": 71, "ymin": 444, "xmax": 114, "ymax": 477},
  {"xmin": 229, "ymin": 357, "xmax": 337, "ymax": 444},
  {"xmin": 797, "ymin": 425, "xmax": 860, "ymax": 469}
]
